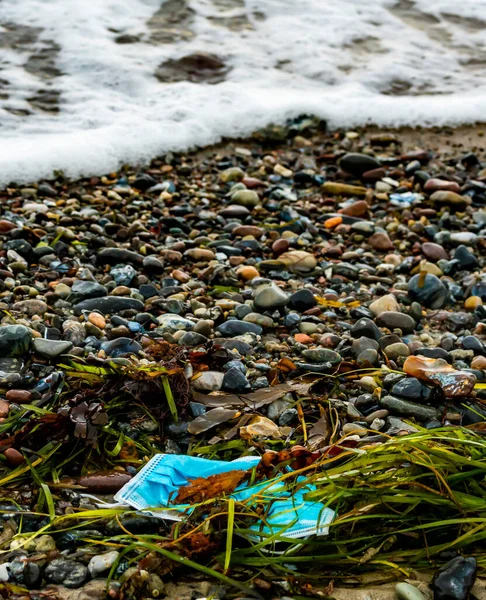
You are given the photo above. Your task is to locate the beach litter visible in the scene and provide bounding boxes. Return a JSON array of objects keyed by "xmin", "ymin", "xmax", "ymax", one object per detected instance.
[{"xmin": 113, "ymin": 454, "xmax": 335, "ymax": 540}]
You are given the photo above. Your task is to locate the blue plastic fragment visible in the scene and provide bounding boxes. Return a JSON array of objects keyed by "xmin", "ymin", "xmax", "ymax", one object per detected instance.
[
  {"xmin": 115, "ymin": 454, "xmax": 335, "ymax": 539},
  {"xmin": 389, "ymin": 192, "xmax": 423, "ymax": 208}
]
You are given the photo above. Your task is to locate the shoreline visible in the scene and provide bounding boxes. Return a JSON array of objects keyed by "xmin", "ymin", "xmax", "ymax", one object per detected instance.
[{"xmin": 3, "ymin": 122, "xmax": 486, "ymax": 191}]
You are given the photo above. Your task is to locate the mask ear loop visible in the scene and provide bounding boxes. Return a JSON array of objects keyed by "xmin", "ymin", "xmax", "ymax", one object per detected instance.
[{"xmin": 79, "ymin": 493, "xmax": 130, "ymax": 508}]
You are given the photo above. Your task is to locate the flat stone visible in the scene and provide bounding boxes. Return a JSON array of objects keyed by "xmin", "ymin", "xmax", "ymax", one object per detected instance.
[
  {"xmin": 340, "ymin": 153, "xmax": 381, "ymax": 177},
  {"xmin": 450, "ymin": 232, "xmax": 478, "ymax": 245},
  {"xmin": 5, "ymin": 389, "xmax": 31, "ymax": 404},
  {"xmin": 184, "ymin": 248, "xmax": 216, "ymax": 261},
  {"xmin": 33, "ymin": 339, "xmax": 73, "ymax": 359},
  {"xmin": 178, "ymin": 332, "xmax": 208, "ymax": 346},
  {"xmin": 74, "ymin": 297, "xmax": 144, "ymax": 315},
  {"xmin": 12, "ymin": 299, "xmax": 47, "ymax": 316},
  {"xmin": 375, "ymin": 311, "xmax": 416, "ymax": 333},
  {"xmin": 243, "ymin": 313, "xmax": 274, "ymax": 328},
  {"xmin": 97, "ymin": 248, "xmax": 144, "ymax": 265},
  {"xmin": 216, "ymin": 320, "xmax": 262, "ymax": 337},
  {"xmin": 380, "ymin": 396, "xmax": 438, "ymax": 421},
  {"xmin": 69, "ymin": 281, "xmax": 107, "ymax": 302},
  {"xmin": 322, "ymin": 182, "xmax": 367, "ymax": 196},
  {"xmin": 157, "ymin": 314, "xmax": 195, "ymax": 331},
  {"xmin": 301, "ymin": 348, "xmax": 342, "ymax": 364},
  {"xmin": 423, "ymin": 178, "xmax": 460, "ymax": 193},
  {"xmin": 100, "ymin": 338, "xmax": 142, "ymax": 357},
  {"xmin": 430, "ymin": 190, "xmax": 470, "ymax": 207}
]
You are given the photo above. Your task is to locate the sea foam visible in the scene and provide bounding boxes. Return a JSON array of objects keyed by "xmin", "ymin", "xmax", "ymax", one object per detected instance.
[{"xmin": 1, "ymin": 0, "xmax": 486, "ymax": 185}]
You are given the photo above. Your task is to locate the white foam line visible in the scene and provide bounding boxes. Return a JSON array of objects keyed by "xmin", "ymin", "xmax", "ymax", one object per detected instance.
[{"xmin": 1, "ymin": 0, "xmax": 486, "ymax": 184}]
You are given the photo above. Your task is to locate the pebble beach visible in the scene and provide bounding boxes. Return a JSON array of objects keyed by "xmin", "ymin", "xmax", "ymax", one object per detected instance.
[{"xmin": 0, "ymin": 120, "xmax": 486, "ymax": 598}]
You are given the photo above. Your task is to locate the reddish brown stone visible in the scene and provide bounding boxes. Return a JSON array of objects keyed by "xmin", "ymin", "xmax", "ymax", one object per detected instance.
[
  {"xmin": 271, "ymin": 238, "xmax": 290, "ymax": 256},
  {"xmin": 362, "ymin": 167, "xmax": 386, "ymax": 181},
  {"xmin": 368, "ymin": 232, "xmax": 394, "ymax": 251},
  {"xmin": 401, "ymin": 149, "xmax": 429, "ymax": 162},
  {"xmin": 232, "ymin": 225, "xmax": 263, "ymax": 239},
  {"xmin": 338, "ymin": 200, "xmax": 369, "ymax": 217},
  {"xmin": 421, "ymin": 242, "xmax": 448, "ymax": 262},
  {"xmin": 0, "ymin": 220, "xmax": 16, "ymax": 233},
  {"xmin": 424, "ymin": 178, "xmax": 460, "ymax": 193},
  {"xmin": 5, "ymin": 390, "xmax": 32, "ymax": 404},
  {"xmin": 0, "ymin": 400, "xmax": 9, "ymax": 418},
  {"xmin": 242, "ymin": 177, "xmax": 266, "ymax": 189},
  {"xmin": 4, "ymin": 448, "xmax": 25, "ymax": 466}
]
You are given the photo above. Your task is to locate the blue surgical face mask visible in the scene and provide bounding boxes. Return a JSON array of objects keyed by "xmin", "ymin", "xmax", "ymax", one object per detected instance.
[{"xmin": 113, "ymin": 454, "xmax": 335, "ymax": 539}]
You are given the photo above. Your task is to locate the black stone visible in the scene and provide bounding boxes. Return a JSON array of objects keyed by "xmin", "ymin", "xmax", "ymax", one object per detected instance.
[
  {"xmin": 143, "ymin": 256, "xmax": 165, "ymax": 273},
  {"xmin": 97, "ymin": 248, "xmax": 144, "ymax": 265},
  {"xmin": 454, "ymin": 245, "xmax": 478, "ymax": 270},
  {"xmin": 179, "ymin": 332, "xmax": 208, "ymax": 346},
  {"xmin": 68, "ymin": 280, "xmax": 107, "ymax": 302},
  {"xmin": 216, "ymin": 245, "xmax": 244, "ymax": 257},
  {"xmin": 4, "ymin": 239, "xmax": 33, "ymax": 260},
  {"xmin": 340, "ymin": 153, "xmax": 381, "ymax": 177},
  {"xmin": 44, "ymin": 559, "xmax": 89, "ymax": 589},
  {"xmin": 415, "ymin": 347, "xmax": 451, "ymax": 360},
  {"xmin": 212, "ymin": 339, "xmax": 253, "ymax": 354},
  {"xmin": 222, "ymin": 366, "xmax": 251, "ymax": 393},
  {"xmin": 38, "ymin": 182, "xmax": 57, "ymax": 196},
  {"xmin": 74, "ymin": 297, "xmax": 144, "ymax": 315},
  {"xmin": 100, "ymin": 338, "xmax": 142, "ymax": 357},
  {"xmin": 351, "ymin": 318, "xmax": 383, "ymax": 341},
  {"xmin": 462, "ymin": 335, "xmax": 485, "ymax": 353},
  {"xmin": 288, "ymin": 289, "xmax": 316, "ymax": 312},
  {"xmin": 216, "ymin": 320, "xmax": 263, "ymax": 337},
  {"xmin": 408, "ymin": 273, "xmax": 448, "ymax": 309},
  {"xmin": 392, "ymin": 377, "xmax": 431, "ymax": 401},
  {"xmin": 139, "ymin": 284, "xmax": 159, "ymax": 299},
  {"xmin": 132, "ymin": 173, "xmax": 157, "ymax": 191},
  {"xmin": 375, "ymin": 311, "xmax": 416, "ymax": 333},
  {"xmin": 432, "ymin": 556, "xmax": 476, "ymax": 600},
  {"xmin": 0, "ymin": 325, "xmax": 31, "ymax": 358}
]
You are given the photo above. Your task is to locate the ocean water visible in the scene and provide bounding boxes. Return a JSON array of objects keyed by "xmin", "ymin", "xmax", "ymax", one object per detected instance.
[{"xmin": 1, "ymin": 0, "xmax": 486, "ymax": 185}]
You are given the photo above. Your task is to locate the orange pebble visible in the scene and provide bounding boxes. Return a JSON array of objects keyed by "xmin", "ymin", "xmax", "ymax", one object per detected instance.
[
  {"xmin": 472, "ymin": 355, "xmax": 486, "ymax": 370},
  {"xmin": 236, "ymin": 266, "xmax": 259, "ymax": 281},
  {"xmin": 88, "ymin": 312, "xmax": 106, "ymax": 329},
  {"xmin": 465, "ymin": 296, "xmax": 483, "ymax": 311},
  {"xmin": 324, "ymin": 216, "xmax": 343, "ymax": 229},
  {"xmin": 294, "ymin": 333, "xmax": 314, "ymax": 344}
]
